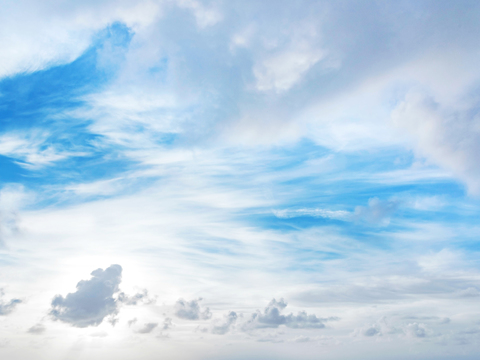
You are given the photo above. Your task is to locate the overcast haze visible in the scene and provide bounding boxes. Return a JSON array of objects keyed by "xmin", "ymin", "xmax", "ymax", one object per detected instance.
[{"xmin": 1, "ymin": 1, "xmax": 480, "ymax": 359}]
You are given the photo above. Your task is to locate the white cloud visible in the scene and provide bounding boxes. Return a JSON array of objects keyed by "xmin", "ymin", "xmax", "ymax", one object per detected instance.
[
  {"xmin": 392, "ymin": 91, "xmax": 480, "ymax": 195},
  {"xmin": 254, "ymin": 46, "xmax": 325, "ymax": 93},
  {"xmin": 0, "ymin": 132, "xmax": 83, "ymax": 169},
  {"xmin": 243, "ymin": 298, "xmax": 334, "ymax": 331},
  {"xmin": 176, "ymin": 0, "xmax": 222, "ymax": 28}
]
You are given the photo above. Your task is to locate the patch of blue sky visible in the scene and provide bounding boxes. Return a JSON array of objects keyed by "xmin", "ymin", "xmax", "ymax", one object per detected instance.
[
  {"xmin": 0, "ymin": 23, "xmax": 146, "ymax": 199},
  {"xmin": 245, "ymin": 213, "xmax": 346, "ymax": 232},
  {"xmin": 0, "ymin": 21, "xmax": 132, "ymax": 126},
  {"xmin": 0, "ymin": 156, "xmax": 28, "ymax": 183}
]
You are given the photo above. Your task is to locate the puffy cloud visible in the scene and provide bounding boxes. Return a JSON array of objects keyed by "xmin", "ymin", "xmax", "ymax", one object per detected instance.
[
  {"xmin": 0, "ymin": 290, "xmax": 22, "ymax": 315},
  {"xmin": 405, "ymin": 322, "xmax": 429, "ymax": 338},
  {"xmin": 243, "ymin": 298, "xmax": 334, "ymax": 330},
  {"xmin": 357, "ymin": 317, "xmax": 434, "ymax": 339},
  {"xmin": 50, "ymin": 264, "xmax": 122, "ymax": 327},
  {"xmin": 174, "ymin": 298, "xmax": 212, "ymax": 320},
  {"xmin": 392, "ymin": 91, "xmax": 480, "ymax": 195},
  {"xmin": 211, "ymin": 311, "xmax": 237, "ymax": 335}
]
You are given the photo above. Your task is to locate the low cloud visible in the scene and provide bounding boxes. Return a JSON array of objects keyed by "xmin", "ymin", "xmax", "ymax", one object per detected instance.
[
  {"xmin": 0, "ymin": 289, "xmax": 22, "ymax": 316},
  {"xmin": 50, "ymin": 264, "xmax": 122, "ymax": 327},
  {"xmin": 243, "ymin": 298, "xmax": 335, "ymax": 330},
  {"xmin": 211, "ymin": 311, "xmax": 237, "ymax": 335},
  {"xmin": 174, "ymin": 298, "xmax": 212, "ymax": 320},
  {"xmin": 357, "ymin": 317, "xmax": 433, "ymax": 339}
]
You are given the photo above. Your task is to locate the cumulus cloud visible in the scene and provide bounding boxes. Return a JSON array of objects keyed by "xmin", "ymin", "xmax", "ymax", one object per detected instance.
[
  {"xmin": 392, "ymin": 91, "xmax": 480, "ymax": 195},
  {"xmin": 357, "ymin": 317, "xmax": 434, "ymax": 339},
  {"xmin": 211, "ymin": 311, "xmax": 237, "ymax": 335},
  {"xmin": 0, "ymin": 290, "xmax": 22, "ymax": 316},
  {"xmin": 353, "ymin": 197, "xmax": 400, "ymax": 225},
  {"xmin": 174, "ymin": 298, "xmax": 212, "ymax": 320},
  {"xmin": 50, "ymin": 264, "xmax": 122, "ymax": 327},
  {"xmin": 243, "ymin": 298, "xmax": 334, "ymax": 331}
]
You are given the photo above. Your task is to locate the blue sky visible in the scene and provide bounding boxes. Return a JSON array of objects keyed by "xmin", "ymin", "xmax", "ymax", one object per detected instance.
[{"xmin": 1, "ymin": 1, "xmax": 480, "ymax": 359}]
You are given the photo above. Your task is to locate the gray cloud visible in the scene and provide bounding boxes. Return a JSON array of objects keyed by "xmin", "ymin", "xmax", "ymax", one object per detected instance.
[
  {"xmin": 211, "ymin": 311, "xmax": 237, "ymax": 335},
  {"xmin": 363, "ymin": 326, "xmax": 379, "ymax": 337},
  {"xmin": 50, "ymin": 264, "xmax": 122, "ymax": 327},
  {"xmin": 27, "ymin": 323, "xmax": 46, "ymax": 335},
  {"xmin": 136, "ymin": 322, "xmax": 158, "ymax": 334},
  {"xmin": 162, "ymin": 317, "xmax": 173, "ymax": 330},
  {"xmin": 0, "ymin": 289, "xmax": 22, "ymax": 316},
  {"xmin": 174, "ymin": 298, "xmax": 212, "ymax": 320},
  {"xmin": 243, "ymin": 298, "xmax": 334, "ymax": 330}
]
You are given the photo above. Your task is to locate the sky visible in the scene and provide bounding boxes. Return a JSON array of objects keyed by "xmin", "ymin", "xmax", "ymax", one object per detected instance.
[{"xmin": 1, "ymin": 0, "xmax": 480, "ymax": 359}]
